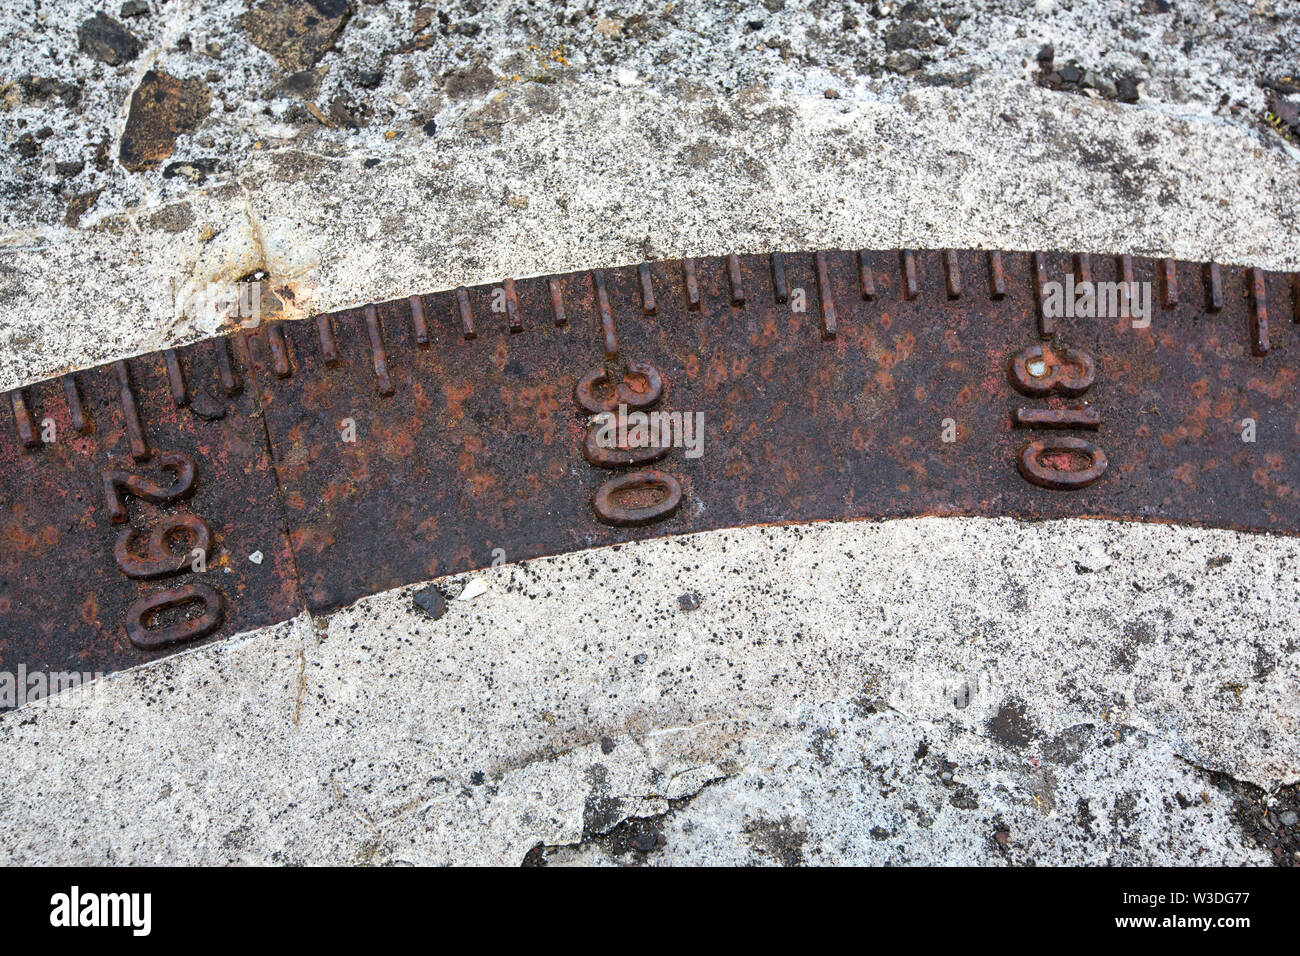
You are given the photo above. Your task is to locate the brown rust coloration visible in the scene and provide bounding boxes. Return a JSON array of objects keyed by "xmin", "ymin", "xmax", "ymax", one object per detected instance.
[
  {"xmin": 1, "ymin": 338, "xmax": 298, "ymax": 691},
  {"xmin": 2, "ymin": 249, "xmax": 1298, "ymax": 688}
]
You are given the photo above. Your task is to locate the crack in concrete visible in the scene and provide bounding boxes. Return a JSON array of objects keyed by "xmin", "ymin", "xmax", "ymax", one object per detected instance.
[{"xmin": 521, "ymin": 772, "xmax": 735, "ymax": 866}]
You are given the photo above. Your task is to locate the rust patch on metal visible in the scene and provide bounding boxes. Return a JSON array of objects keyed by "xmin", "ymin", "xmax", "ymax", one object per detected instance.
[
  {"xmin": 3, "ymin": 249, "xmax": 1298, "ymax": 687},
  {"xmin": 1, "ymin": 337, "xmax": 299, "ymax": 691}
]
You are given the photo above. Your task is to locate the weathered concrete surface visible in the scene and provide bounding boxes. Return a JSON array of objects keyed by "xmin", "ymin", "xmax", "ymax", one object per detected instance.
[
  {"xmin": 3, "ymin": 0, "xmax": 1296, "ymax": 232},
  {"xmin": 1, "ymin": 2, "xmax": 1298, "ymax": 866},
  {"xmin": 0, "ymin": 519, "xmax": 1294, "ymax": 865},
  {"xmin": 2, "ymin": 76, "xmax": 1299, "ymax": 391}
]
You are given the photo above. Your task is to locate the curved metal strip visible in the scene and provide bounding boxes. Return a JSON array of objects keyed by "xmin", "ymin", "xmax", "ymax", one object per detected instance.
[{"xmin": 2, "ymin": 249, "xmax": 1297, "ymax": 687}]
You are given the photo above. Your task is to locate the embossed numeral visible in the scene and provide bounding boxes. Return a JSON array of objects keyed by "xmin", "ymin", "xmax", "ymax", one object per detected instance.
[
  {"xmin": 124, "ymin": 582, "xmax": 224, "ymax": 650},
  {"xmin": 1018, "ymin": 438, "xmax": 1109, "ymax": 490},
  {"xmin": 583, "ymin": 425, "xmax": 672, "ymax": 468},
  {"xmin": 574, "ymin": 362, "xmax": 664, "ymax": 414},
  {"xmin": 575, "ymin": 359, "xmax": 685, "ymax": 527},
  {"xmin": 1009, "ymin": 344, "xmax": 1108, "ymax": 490},
  {"xmin": 114, "ymin": 514, "xmax": 212, "ymax": 579},
  {"xmin": 593, "ymin": 470, "xmax": 684, "ymax": 526},
  {"xmin": 101, "ymin": 450, "xmax": 197, "ymax": 523},
  {"xmin": 1007, "ymin": 344, "xmax": 1095, "ymax": 397},
  {"xmin": 100, "ymin": 446, "xmax": 224, "ymax": 650}
]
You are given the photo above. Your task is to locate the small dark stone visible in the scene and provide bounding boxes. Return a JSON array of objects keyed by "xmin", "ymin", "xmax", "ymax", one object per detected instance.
[
  {"xmin": 823, "ymin": 88, "xmax": 841, "ymax": 99},
  {"xmin": 78, "ymin": 13, "xmax": 141, "ymax": 66},
  {"xmin": 885, "ymin": 52, "xmax": 922, "ymax": 74},
  {"xmin": 993, "ymin": 827, "xmax": 1010, "ymax": 846},
  {"xmin": 55, "ymin": 160, "xmax": 85, "ymax": 178},
  {"xmin": 20, "ymin": 75, "xmax": 82, "ymax": 107},
  {"xmin": 1140, "ymin": 0, "xmax": 1172, "ymax": 11},
  {"xmin": 883, "ymin": 23, "xmax": 932, "ymax": 53},
  {"xmin": 1116, "ymin": 76, "xmax": 1140, "ymax": 103},
  {"xmin": 162, "ymin": 158, "xmax": 218, "ymax": 183},
  {"xmin": 678, "ymin": 592, "xmax": 700, "ymax": 611},
  {"xmin": 64, "ymin": 190, "xmax": 101, "ymax": 226},
  {"xmin": 745, "ymin": 19, "xmax": 764, "ymax": 31},
  {"xmin": 412, "ymin": 584, "xmax": 447, "ymax": 619},
  {"xmin": 1036, "ymin": 44, "xmax": 1054, "ymax": 65},
  {"xmin": 443, "ymin": 64, "xmax": 496, "ymax": 100},
  {"xmin": 34, "ymin": 126, "xmax": 53, "ymax": 140},
  {"xmin": 842, "ymin": 14, "xmax": 859, "ymax": 30},
  {"xmin": 12, "ymin": 133, "xmax": 38, "ymax": 159},
  {"xmin": 449, "ymin": 21, "xmax": 481, "ymax": 36},
  {"xmin": 329, "ymin": 95, "xmax": 361, "ymax": 130},
  {"xmin": 243, "ymin": 0, "xmax": 353, "ymax": 72},
  {"xmin": 120, "ymin": 70, "xmax": 212, "ymax": 172},
  {"xmin": 949, "ymin": 785, "xmax": 979, "ymax": 809},
  {"xmin": 600, "ymin": 736, "xmax": 615, "ymax": 754},
  {"xmin": 1093, "ymin": 76, "xmax": 1118, "ymax": 99},
  {"xmin": 1058, "ymin": 63, "xmax": 1082, "ymax": 85},
  {"xmin": 989, "ymin": 700, "xmax": 1036, "ymax": 749},
  {"xmin": 632, "ymin": 830, "xmax": 660, "ymax": 853},
  {"xmin": 93, "ymin": 136, "xmax": 112, "ymax": 170},
  {"xmin": 633, "ymin": 653, "xmax": 647, "ymax": 664},
  {"xmin": 363, "ymin": 157, "xmax": 380, "ymax": 168},
  {"xmin": 919, "ymin": 69, "xmax": 976, "ymax": 88},
  {"xmin": 121, "ymin": 0, "xmax": 149, "ymax": 15},
  {"xmin": 272, "ymin": 67, "xmax": 327, "ymax": 99},
  {"xmin": 421, "ymin": 119, "xmax": 438, "ymax": 136},
  {"xmin": 357, "ymin": 69, "xmax": 384, "ymax": 89},
  {"xmin": 470, "ymin": 770, "xmax": 485, "ymax": 786}
]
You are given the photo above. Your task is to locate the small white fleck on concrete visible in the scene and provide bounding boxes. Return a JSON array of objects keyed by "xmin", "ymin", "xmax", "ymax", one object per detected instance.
[{"xmin": 455, "ymin": 578, "xmax": 488, "ymax": 601}]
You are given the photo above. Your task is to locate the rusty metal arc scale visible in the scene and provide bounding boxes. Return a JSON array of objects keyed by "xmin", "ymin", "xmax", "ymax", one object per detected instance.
[{"xmin": 2, "ymin": 248, "xmax": 1298, "ymax": 684}]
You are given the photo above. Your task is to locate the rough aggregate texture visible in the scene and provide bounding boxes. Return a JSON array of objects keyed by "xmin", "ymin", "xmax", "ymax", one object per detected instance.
[
  {"xmin": 2, "ymin": 77, "xmax": 1300, "ymax": 391},
  {"xmin": 0, "ymin": 519, "xmax": 1295, "ymax": 865},
  {"xmin": 2, "ymin": 0, "xmax": 1297, "ymax": 229},
  {"xmin": 1, "ymin": 2, "xmax": 1299, "ymax": 389}
]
